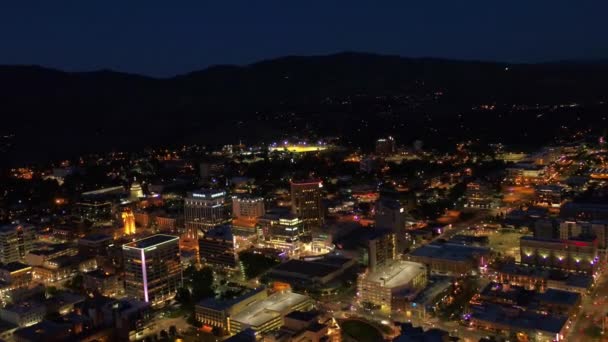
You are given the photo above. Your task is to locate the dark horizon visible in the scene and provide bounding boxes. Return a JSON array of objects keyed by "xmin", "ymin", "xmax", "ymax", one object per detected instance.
[
  {"xmin": 3, "ymin": 51, "xmax": 608, "ymax": 80},
  {"xmin": 1, "ymin": 2, "xmax": 607, "ymax": 77}
]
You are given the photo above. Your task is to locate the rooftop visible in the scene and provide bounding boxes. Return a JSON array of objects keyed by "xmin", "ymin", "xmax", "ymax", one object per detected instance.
[
  {"xmin": 471, "ymin": 304, "xmax": 568, "ymax": 334},
  {"xmin": 123, "ymin": 234, "xmax": 179, "ymax": 250},
  {"xmin": 362, "ymin": 260, "xmax": 426, "ymax": 289},
  {"xmin": 537, "ymin": 288, "xmax": 581, "ymax": 306},
  {"xmin": 271, "ymin": 260, "xmax": 340, "ymax": 278},
  {"xmin": 409, "ymin": 242, "xmax": 490, "ymax": 262},
  {"xmin": 284, "ymin": 310, "xmax": 319, "ymax": 322},
  {"xmin": 0, "ymin": 224, "xmax": 34, "ymax": 234},
  {"xmin": 197, "ymin": 287, "xmax": 266, "ymax": 312},
  {"xmin": 231, "ymin": 291, "xmax": 310, "ymax": 327},
  {"xmin": 79, "ymin": 233, "xmax": 112, "ymax": 242},
  {"xmin": 203, "ymin": 225, "xmax": 234, "ymax": 241},
  {"xmin": 0, "ymin": 262, "xmax": 31, "ymax": 273}
]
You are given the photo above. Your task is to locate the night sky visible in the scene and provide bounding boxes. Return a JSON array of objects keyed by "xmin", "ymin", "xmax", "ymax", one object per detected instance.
[{"xmin": 1, "ymin": 1, "xmax": 606, "ymax": 77}]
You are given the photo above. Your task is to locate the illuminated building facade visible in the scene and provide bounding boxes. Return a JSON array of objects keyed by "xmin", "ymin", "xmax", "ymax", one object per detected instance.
[
  {"xmin": 375, "ymin": 136, "xmax": 395, "ymax": 155},
  {"xmin": 198, "ymin": 225, "xmax": 237, "ymax": 268},
  {"xmin": 357, "ymin": 260, "xmax": 427, "ymax": 313},
  {"xmin": 129, "ymin": 180, "xmax": 144, "ymax": 200},
  {"xmin": 122, "ymin": 235, "xmax": 182, "ymax": 306},
  {"xmin": 374, "ymin": 197, "xmax": 407, "ymax": 254},
  {"xmin": 0, "ymin": 224, "xmax": 36, "ymax": 264},
  {"xmin": 75, "ymin": 199, "xmax": 113, "ymax": 222},
  {"xmin": 232, "ymin": 196, "xmax": 265, "ymax": 219},
  {"xmin": 184, "ymin": 189, "xmax": 232, "ymax": 239},
  {"xmin": 368, "ymin": 230, "xmax": 396, "ymax": 272},
  {"xmin": 195, "ymin": 288, "xmax": 312, "ymax": 336},
  {"xmin": 290, "ymin": 180, "xmax": 323, "ymax": 231},
  {"xmin": 534, "ymin": 185, "xmax": 564, "ymax": 208},
  {"xmin": 257, "ymin": 213, "xmax": 304, "ymax": 256},
  {"xmin": 520, "ymin": 236, "xmax": 598, "ymax": 275},
  {"xmin": 122, "ymin": 210, "xmax": 136, "ymax": 235},
  {"xmin": 464, "ymin": 181, "xmax": 496, "ymax": 209}
]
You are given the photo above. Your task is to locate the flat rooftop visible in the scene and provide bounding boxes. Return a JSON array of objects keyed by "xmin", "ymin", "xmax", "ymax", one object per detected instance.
[
  {"xmin": 272, "ymin": 260, "xmax": 340, "ymax": 278},
  {"xmin": 472, "ymin": 304, "xmax": 567, "ymax": 334},
  {"xmin": 80, "ymin": 233, "xmax": 112, "ymax": 242},
  {"xmin": 123, "ymin": 234, "xmax": 179, "ymax": 249},
  {"xmin": 363, "ymin": 260, "xmax": 426, "ymax": 288},
  {"xmin": 231, "ymin": 291, "xmax": 309, "ymax": 327},
  {"xmin": 0, "ymin": 262, "xmax": 31, "ymax": 272},
  {"xmin": 409, "ymin": 242, "xmax": 490, "ymax": 262},
  {"xmin": 204, "ymin": 225, "xmax": 233, "ymax": 241},
  {"xmin": 197, "ymin": 287, "xmax": 266, "ymax": 312},
  {"xmin": 537, "ymin": 288, "xmax": 580, "ymax": 306}
]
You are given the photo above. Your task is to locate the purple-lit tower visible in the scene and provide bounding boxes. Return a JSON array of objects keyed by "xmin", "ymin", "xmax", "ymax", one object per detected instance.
[{"xmin": 123, "ymin": 234, "xmax": 182, "ymax": 306}]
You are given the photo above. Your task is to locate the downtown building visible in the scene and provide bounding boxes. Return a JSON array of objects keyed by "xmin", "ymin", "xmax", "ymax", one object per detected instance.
[
  {"xmin": 232, "ymin": 196, "xmax": 265, "ymax": 220},
  {"xmin": 257, "ymin": 212, "xmax": 304, "ymax": 257},
  {"xmin": 374, "ymin": 196, "xmax": 407, "ymax": 254},
  {"xmin": 290, "ymin": 180, "xmax": 324, "ymax": 231},
  {"xmin": 357, "ymin": 260, "xmax": 427, "ymax": 313},
  {"xmin": 198, "ymin": 225, "xmax": 237, "ymax": 269},
  {"xmin": 184, "ymin": 189, "xmax": 232, "ymax": 239},
  {"xmin": 0, "ymin": 224, "xmax": 36, "ymax": 264},
  {"xmin": 122, "ymin": 234, "xmax": 182, "ymax": 306},
  {"xmin": 520, "ymin": 235, "xmax": 598, "ymax": 275}
]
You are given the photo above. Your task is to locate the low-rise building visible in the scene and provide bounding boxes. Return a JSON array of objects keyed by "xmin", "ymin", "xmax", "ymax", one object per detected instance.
[
  {"xmin": 470, "ymin": 304, "xmax": 569, "ymax": 342},
  {"xmin": 407, "ymin": 241, "xmax": 491, "ymax": 275},
  {"xmin": 357, "ymin": 260, "xmax": 427, "ymax": 313},
  {"xmin": 83, "ymin": 270, "xmax": 122, "ymax": 297},
  {"xmin": 264, "ymin": 256, "xmax": 356, "ymax": 288},
  {"xmin": 520, "ymin": 236, "xmax": 598, "ymax": 275},
  {"xmin": 0, "ymin": 301, "xmax": 46, "ymax": 327},
  {"xmin": 199, "ymin": 225, "xmax": 237, "ymax": 269},
  {"xmin": 195, "ymin": 288, "xmax": 312, "ymax": 336}
]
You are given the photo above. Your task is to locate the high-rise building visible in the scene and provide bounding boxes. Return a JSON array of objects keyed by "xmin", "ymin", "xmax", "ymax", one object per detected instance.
[
  {"xmin": 375, "ymin": 136, "xmax": 395, "ymax": 155},
  {"xmin": 0, "ymin": 224, "xmax": 36, "ymax": 264},
  {"xmin": 232, "ymin": 196, "xmax": 265, "ymax": 220},
  {"xmin": 76, "ymin": 198, "xmax": 113, "ymax": 222},
  {"xmin": 122, "ymin": 235, "xmax": 182, "ymax": 306},
  {"xmin": 199, "ymin": 225, "xmax": 237, "ymax": 269},
  {"xmin": 290, "ymin": 180, "xmax": 323, "ymax": 231},
  {"xmin": 257, "ymin": 212, "xmax": 304, "ymax": 256},
  {"xmin": 368, "ymin": 230, "xmax": 396, "ymax": 271},
  {"xmin": 375, "ymin": 197, "xmax": 407, "ymax": 254},
  {"xmin": 184, "ymin": 189, "xmax": 232, "ymax": 239}
]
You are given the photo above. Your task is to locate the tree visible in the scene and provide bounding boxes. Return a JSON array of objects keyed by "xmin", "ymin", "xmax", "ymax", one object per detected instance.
[
  {"xmin": 175, "ymin": 287, "xmax": 191, "ymax": 305},
  {"xmin": 190, "ymin": 267, "xmax": 214, "ymax": 301},
  {"xmin": 65, "ymin": 274, "xmax": 84, "ymax": 292},
  {"xmin": 238, "ymin": 250, "xmax": 280, "ymax": 279}
]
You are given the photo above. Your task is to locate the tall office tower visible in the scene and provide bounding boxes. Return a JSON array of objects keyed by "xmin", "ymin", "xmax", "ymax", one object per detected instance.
[
  {"xmin": 290, "ymin": 179, "xmax": 323, "ymax": 231},
  {"xmin": 0, "ymin": 224, "xmax": 36, "ymax": 264},
  {"xmin": 123, "ymin": 235, "xmax": 182, "ymax": 306},
  {"xmin": 198, "ymin": 225, "xmax": 237, "ymax": 269},
  {"xmin": 368, "ymin": 230, "xmax": 397, "ymax": 271},
  {"xmin": 184, "ymin": 189, "xmax": 232, "ymax": 239},
  {"xmin": 375, "ymin": 136, "xmax": 395, "ymax": 155},
  {"xmin": 232, "ymin": 196, "xmax": 265, "ymax": 220},
  {"xmin": 375, "ymin": 197, "xmax": 407, "ymax": 254}
]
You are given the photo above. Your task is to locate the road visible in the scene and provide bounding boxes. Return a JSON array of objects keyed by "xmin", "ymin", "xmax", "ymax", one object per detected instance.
[{"xmin": 568, "ymin": 263, "xmax": 608, "ymax": 341}]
